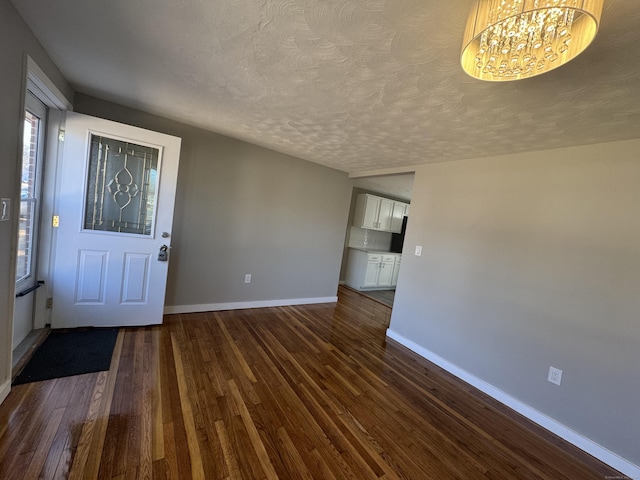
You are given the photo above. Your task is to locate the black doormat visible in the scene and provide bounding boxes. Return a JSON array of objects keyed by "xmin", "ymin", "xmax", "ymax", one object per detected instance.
[{"xmin": 13, "ymin": 328, "xmax": 119, "ymax": 385}]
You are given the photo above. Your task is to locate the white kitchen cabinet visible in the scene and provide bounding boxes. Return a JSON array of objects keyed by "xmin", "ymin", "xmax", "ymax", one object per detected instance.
[
  {"xmin": 353, "ymin": 194, "xmax": 407, "ymax": 233},
  {"xmin": 363, "ymin": 255, "xmax": 382, "ymax": 287},
  {"xmin": 391, "ymin": 255, "xmax": 402, "ymax": 287},
  {"xmin": 390, "ymin": 202, "xmax": 407, "ymax": 233},
  {"xmin": 377, "ymin": 255, "xmax": 395, "ymax": 287},
  {"xmin": 377, "ymin": 198, "xmax": 394, "ymax": 231},
  {"xmin": 345, "ymin": 249, "xmax": 401, "ymax": 290},
  {"xmin": 359, "ymin": 195, "xmax": 380, "ymax": 230}
]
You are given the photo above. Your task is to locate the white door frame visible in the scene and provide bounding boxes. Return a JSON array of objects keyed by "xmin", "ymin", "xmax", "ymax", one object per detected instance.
[
  {"xmin": 27, "ymin": 61, "xmax": 72, "ymax": 328},
  {"xmin": 13, "ymin": 90, "xmax": 48, "ymax": 348},
  {"xmin": 26, "ymin": 58, "xmax": 73, "ymax": 330}
]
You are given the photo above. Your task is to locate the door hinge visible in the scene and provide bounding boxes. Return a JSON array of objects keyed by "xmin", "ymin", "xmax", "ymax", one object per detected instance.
[
  {"xmin": 46, "ymin": 297, "xmax": 53, "ymax": 309},
  {"xmin": 58, "ymin": 130, "xmax": 65, "ymax": 142},
  {"xmin": 52, "ymin": 215, "xmax": 59, "ymax": 227}
]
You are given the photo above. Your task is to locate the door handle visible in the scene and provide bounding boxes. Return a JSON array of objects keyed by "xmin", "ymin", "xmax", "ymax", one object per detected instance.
[{"xmin": 16, "ymin": 280, "xmax": 45, "ymax": 298}]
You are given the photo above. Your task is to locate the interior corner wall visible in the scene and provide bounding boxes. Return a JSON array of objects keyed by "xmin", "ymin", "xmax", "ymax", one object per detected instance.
[
  {"xmin": 389, "ymin": 139, "xmax": 640, "ymax": 468},
  {"xmin": 74, "ymin": 94, "xmax": 353, "ymax": 309},
  {"xmin": 0, "ymin": 0, "xmax": 73, "ymax": 400}
]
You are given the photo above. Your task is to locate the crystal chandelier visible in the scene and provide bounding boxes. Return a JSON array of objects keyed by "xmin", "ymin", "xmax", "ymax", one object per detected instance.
[{"xmin": 461, "ymin": 0, "xmax": 604, "ymax": 81}]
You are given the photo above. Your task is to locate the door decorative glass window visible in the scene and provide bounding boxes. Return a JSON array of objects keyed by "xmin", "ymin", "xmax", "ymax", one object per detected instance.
[{"xmin": 84, "ymin": 135, "xmax": 159, "ymax": 236}]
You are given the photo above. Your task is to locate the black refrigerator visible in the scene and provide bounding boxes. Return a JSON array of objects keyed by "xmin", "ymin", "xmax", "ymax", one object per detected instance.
[{"xmin": 390, "ymin": 216, "xmax": 408, "ymax": 253}]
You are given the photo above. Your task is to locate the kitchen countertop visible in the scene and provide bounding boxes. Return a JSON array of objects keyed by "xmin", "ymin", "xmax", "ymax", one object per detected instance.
[{"xmin": 348, "ymin": 247, "xmax": 402, "ymax": 255}]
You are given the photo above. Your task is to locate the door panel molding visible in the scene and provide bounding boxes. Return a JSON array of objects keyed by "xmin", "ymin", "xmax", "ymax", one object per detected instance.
[
  {"xmin": 75, "ymin": 250, "xmax": 108, "ymax": 304},
  {"xmin": 121, "ymin": 253, "xmax": 151, "ymax": 304}
]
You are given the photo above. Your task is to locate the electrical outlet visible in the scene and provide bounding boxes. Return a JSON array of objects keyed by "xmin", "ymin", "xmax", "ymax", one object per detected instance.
[
  {"xmin": 244, "ymin": 274, "xmax": 252, "ymax": 284},
  {"xmin": 548, "ymin": 366, "xmax": 563, "ymax": 386},
  {"xmin": 414, "ymin": 245, "xmax": 422, "ymax": 256}
]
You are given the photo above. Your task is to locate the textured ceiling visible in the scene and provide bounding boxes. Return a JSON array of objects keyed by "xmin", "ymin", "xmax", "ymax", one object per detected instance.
[{"xmin": 11, "ymin": 0, "xmax": 640, "ymax": 174}]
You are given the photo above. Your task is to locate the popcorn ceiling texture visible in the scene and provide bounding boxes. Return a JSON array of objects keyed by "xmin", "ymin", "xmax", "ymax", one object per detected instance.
[{"xmin": 12, "ymin": 0, "xmax": 640, "ymax": 172}]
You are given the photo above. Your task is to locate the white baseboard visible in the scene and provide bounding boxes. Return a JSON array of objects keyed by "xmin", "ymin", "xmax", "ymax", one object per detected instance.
[
  {"xmin": 164, "ymin": 296, "xmax": 338, "ymax": 315},
  {"xmin": 386, "ymin": 329, "xmax": 640, "ymax": 480},
  {"xmin": 0, "ymin": 379, "xmax": 11, "ymax": 405}
]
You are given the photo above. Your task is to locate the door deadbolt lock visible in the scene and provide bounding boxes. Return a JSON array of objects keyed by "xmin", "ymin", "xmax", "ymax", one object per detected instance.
[{"xmin": 158, "ymin": 245, "xmax": 169, "ymax": 262}]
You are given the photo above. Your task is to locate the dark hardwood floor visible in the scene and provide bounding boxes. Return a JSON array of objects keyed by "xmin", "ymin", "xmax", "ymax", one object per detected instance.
[{"xmin": 0, "ymin": 286, "xmax": 622, "ymax": 479}]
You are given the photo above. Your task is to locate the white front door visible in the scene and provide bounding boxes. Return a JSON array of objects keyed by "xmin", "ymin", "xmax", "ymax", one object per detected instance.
[{"xmin": 52, "ymin": 112, "xmax": 181, "ymax": 328}]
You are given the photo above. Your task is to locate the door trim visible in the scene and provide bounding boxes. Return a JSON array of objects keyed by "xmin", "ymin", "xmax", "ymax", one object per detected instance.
[
  {"xmin": 25, "ymin": 56, "xmax": 72, "ymax": 111},
  {"xmin": 25, "ymin": 57, "xmax": 72, "ymax": 330}
]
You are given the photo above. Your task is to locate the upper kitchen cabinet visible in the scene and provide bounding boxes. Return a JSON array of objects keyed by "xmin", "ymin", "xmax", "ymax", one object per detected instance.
[
  {"xmin": 390, "ymin": 201, "xmax": 407, "ymax": 233},
  {"xmin": 353, "ymin": 193, "xmax": 408, "ymax": 234},
  {"xmin": 354, "ymin": 194, "xmax": 392, "ymax": 230}
]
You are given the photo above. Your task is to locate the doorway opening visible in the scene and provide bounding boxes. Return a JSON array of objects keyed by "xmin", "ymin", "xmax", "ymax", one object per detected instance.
[{"xmin": 339, "ymin": 173, "xmax": 415, "ymax": 310}]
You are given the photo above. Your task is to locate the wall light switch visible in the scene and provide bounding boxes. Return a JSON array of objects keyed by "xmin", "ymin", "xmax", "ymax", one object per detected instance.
[
  {"xmin": 0, "ymin": 198, "xmax": 10, "ymax": 221},
  {"xmin": 414, "ymin": 245, "xmax": 422, "ymax": 256}
]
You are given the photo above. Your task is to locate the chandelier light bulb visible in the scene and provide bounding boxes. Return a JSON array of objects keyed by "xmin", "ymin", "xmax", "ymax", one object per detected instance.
[{"xmin": 461, "ymin": 0, "xmax": 604, "ymax": 81}]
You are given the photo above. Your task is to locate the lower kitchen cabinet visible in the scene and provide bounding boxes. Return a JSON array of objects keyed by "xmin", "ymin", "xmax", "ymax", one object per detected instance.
[
  {"xmin": 376, "ymin": 256, "xmax": 395, "ymax": 287},
  {"xmin": 345, "ymin": 249, "xmax": 401, "ymax": 290},
  {"xmin": 391, "ymin": 255, "xmax": 402, "ymax": 287},
  {"xmin": 363, "ymin": 255, "xmax": 383, "ymax": 287}
]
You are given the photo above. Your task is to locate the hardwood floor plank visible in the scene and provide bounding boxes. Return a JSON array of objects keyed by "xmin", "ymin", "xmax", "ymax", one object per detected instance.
[
  {"xmin": 44, "ymin": 375, "xmax": 97, "ymax": 479},
  {"xmin": 215, "ymin": 419, "xmax": 241, "ymax": 480},
  {"xmin": 0, "ymin": 286, "xmax": 625, "ymax": 480},
  {"xmin": 23, "ymin": 405, "xmax": 65, "ymax": 480},
  {"xmin": 67, "ymin": 370, "xmax": 109, "ymax": 479},
  {"xmin": 216, "ymin": 316, "xmax": 258, "ymax": 383},
  {"xmin": 50, "ymin": 427, "xmax": 74, "ymax": 480},
  {"xmin": 275, "ymin": 426, "xmax": 316, "ymax": 480},
  {"xmin": 160, "ymin": 421, "xmax": 180, "ymax": 480},
  {"xmin": 0, "ymin": 380, "xmax": 57, "ymax": 476},
  {"xmin": 151, "ymin": 329, "xmax": 165, "ymax": 462},
  {"xmin": 170, "ymin": 332, "xmax": 205, "ymax": 480},
  {"xmin": 227, "ymin": 378, "xmax": 279, "ymax": 480}
]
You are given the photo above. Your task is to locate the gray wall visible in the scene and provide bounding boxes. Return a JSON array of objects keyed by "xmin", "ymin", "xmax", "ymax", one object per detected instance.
[
  {"xmin": 75, "ymin": 94, "xmax": 353, "ymax": 307},
  {"xmin": 390, "ymin": 139, "xmax": 640, "ymax": 467}
]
